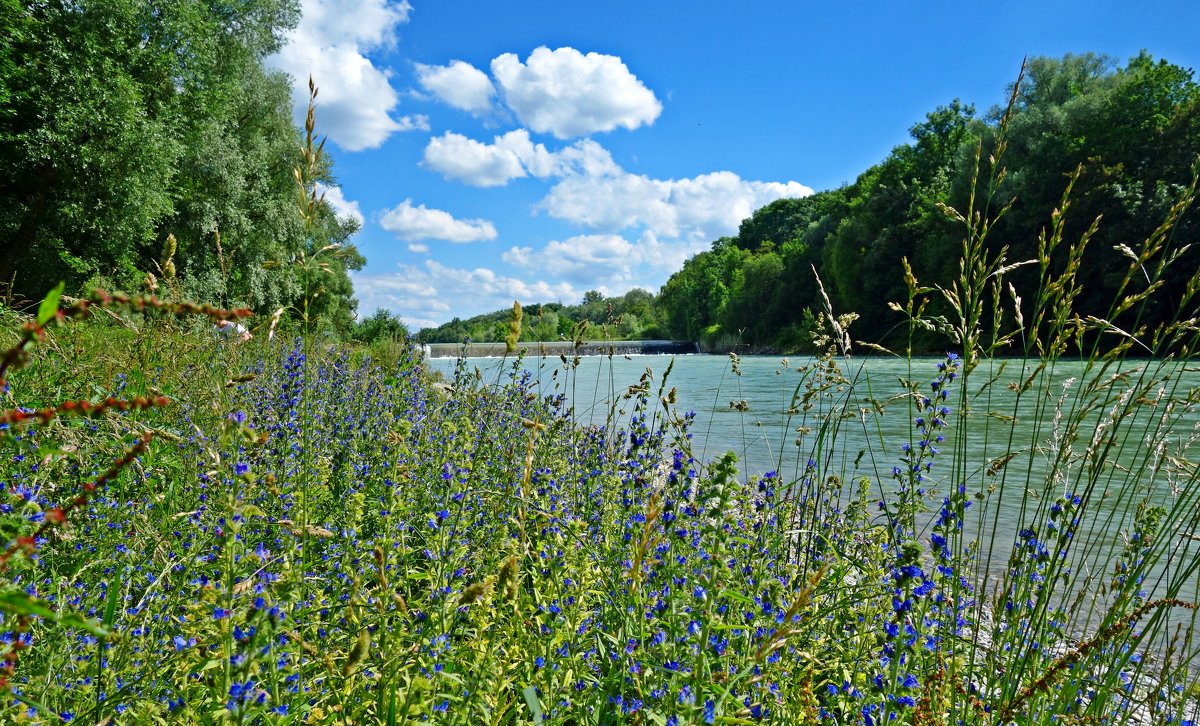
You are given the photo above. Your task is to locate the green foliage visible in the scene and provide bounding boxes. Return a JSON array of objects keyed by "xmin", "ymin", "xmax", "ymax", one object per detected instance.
[
  {"xmin": 352, "ymin": 308, "xmax": 411, "ymax": 345},
  {"xmin": 734, "ymin": 196, "xmax": 826, "ymax": 252},
  {"xmin": 720, "ymin": 248, "xmax": 784, "ymax": 343},
  {"xmin": 658, "ymin": 239, "xmax": 749, "ymax": 342},
  {"xmin": 418, "ymin": 289, "xmax": 668, "ymax": 343},
  {"xmin": 651, "ymin": 53, "xmax": 1199, "ymax": 353},
  {"xmin": 0, "ymin": 0, "xmax": 361, "ymax": 333},
  {"xmin": 979, "ymin": 52, "xmax": 1200, "ymax": 339}
]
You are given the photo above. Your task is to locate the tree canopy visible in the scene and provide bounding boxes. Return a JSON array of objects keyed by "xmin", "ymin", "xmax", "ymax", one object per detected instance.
[
  {"xmin": 0, "ymin": 0, "xmax": 362, "ymax": 332},
  {"xmin": 649, "ymin": 53, "xmax": 1199, "ymax": 352}
]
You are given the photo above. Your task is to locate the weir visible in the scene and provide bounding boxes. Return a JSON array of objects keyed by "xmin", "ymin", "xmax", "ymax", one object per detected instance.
[{"xmin": 422, "ymin": 339, "xmax": 700, "ymax": 358}]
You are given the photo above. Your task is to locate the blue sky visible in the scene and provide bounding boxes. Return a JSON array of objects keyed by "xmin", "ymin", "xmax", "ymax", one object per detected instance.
[{"xmin": 265, "ymin": 0, "xmax": 1200, "ymax": 329}]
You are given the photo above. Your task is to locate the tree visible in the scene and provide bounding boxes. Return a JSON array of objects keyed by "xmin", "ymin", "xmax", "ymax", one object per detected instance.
[
  {"xmin": 1012, "ymin": 53, "xmax": 1117, "ymax": 111},
  {"xmin": 352, "ymin": 308, "xmax": 410, "ymax": 344},
  {"xmin": 721, "ymin": 249, "xmax": 784, "ymax": 344},
  {"xmin": 0, "ymin": 0, "xmax": 362, "ymax": 332},
  {"xmin": 658, "ymin": 240, "xmax": 748, "ymax": 340},
  {"xmin": 1, "ymin": 0, "xmax": 186, "ymax": 293},
  {"xmin": 970, "ymin": 53, "xmax": 1199, "ymax": 338},
  {"xmin": 735, "ymin": 197, "xmax": 814, "ymax": 251},
  {"xmin": 820, "ymin": 101, "xmax": 976, "ymax": 343},
  {"xmin": 527, "ymin": 309, "xmax": 561, "ymax": 341}
]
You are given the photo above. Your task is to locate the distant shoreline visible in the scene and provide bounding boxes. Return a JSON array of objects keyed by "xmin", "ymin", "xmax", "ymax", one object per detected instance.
[{"xmin": 421, "ymin": 339, "xmax": 700, "ymax": 358}]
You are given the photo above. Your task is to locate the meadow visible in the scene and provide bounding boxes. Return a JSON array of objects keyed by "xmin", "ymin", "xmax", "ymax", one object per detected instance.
[
  {"xmin": 3, "ymin": 236, "xmax": 1200, "ymax": 726},
  {"xmin": 3, "ymin": 88, "xmax": 1200, "ymax": 726}
]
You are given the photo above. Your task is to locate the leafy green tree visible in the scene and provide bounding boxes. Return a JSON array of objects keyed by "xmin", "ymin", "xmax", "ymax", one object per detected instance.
[
  {"xmin": 969, "ymin": 53, "xmax": 1199, "ymax": 340},
  {"xmin": 658, "ymin": 239, "xmax": 748, "ymax": 340},
  {"xmin": 352, "ymin": 308, "xmax": 410, "ymax": 344},
  {"xmin": 736, "ymin": 197, "xmax": 814, "ymax": 251},
  {"xmin": 1012, "ymin": 52, "xmax": 1117, "ymax": 111},
  {"xmin": 527, "ymin": 308, "xmax": 561, "ymax": 341},
  {"xmin": 721, "ymin": 248, "xmax": 784, "ymax": 344},
  {"xmin": 418, "ymin": 289, "xmax": 670, "ymax": 343},
  {"xmin": 1, "ymin": 0, "xmax": 186, "ymax": 292},
  {"xmin": 821, "ymin": 101, "xmax": 976, "ymax": 343},
  {"xmin": 0, "ymin": 0, "xmax": 364, "ymax": 332}
]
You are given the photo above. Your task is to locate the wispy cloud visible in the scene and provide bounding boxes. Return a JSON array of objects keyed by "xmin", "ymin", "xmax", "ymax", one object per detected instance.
[
  {"xmin": 353, "ymin": 260, "xmax": 578, "ymax": 328},
  {"xmin": 422, "ymin": 129, "xmax": 618, "ymax": 187},
  {"xmin": 540, "ymin": 170, "xmax": 814, "ymax": 243},
  {"xmin": 504, "ymin": 231, "xmax": 693, "ymax": 290}
]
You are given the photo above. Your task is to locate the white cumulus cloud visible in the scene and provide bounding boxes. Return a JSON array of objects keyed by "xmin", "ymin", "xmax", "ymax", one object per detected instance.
[
  {"xmin": 421, "ymin": 131, "xmax": 527, "ymax": 187},
  {"xmin": 504, "ymin": 232, "xmax": 693, "ymax": 291},
  {"xmin": 540, "ymin": 171, "xmax": 814, "ymax": 243},
  {"xmin": 353, "ymin": 261, "xmax": 577, "ymax": 329},
  {"xmin": 420, "ymin": 128, "xmax": 811, "ymax": 246},
  {"xmin": 491, "ymin": 47, "xmax": 662, "ymax": 139},
  {"xmin": 294, "ymin": 0, "xmax": 411, "ymax": 48},
  {"xmin": 422, "ymin": 129, "xmax": 619, "ymax": 187},
  {"xmin": 414, "ymin": 60, "xmax": 496, "ymax": 115},
  {"xmin": 268, "ymin": 0, "xmax": 425, "ymax": 151},
  {"xmin": 350, "ymin": 271, "xmax": 446, "ymax": 328},
  {"xmin": 378, "ymin": 200, "xmax": 498, "ymax": 243},
  {"xmin": 505, "ymin": 234, "xmax": 632, "ymax": 280}
]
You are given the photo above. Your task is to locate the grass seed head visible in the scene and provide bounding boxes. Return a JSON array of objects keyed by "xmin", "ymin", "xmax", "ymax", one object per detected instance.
[
  {"xmin": 343, "ymin": 630, "xmax": 370, "ymax": 676},
  {"xmin": 497, "ymin": 555, "xmax": 519, "ymax": 602},
  {"xmin": 458, "ymin": 582, "xmax": 488, "ymax": 606}
]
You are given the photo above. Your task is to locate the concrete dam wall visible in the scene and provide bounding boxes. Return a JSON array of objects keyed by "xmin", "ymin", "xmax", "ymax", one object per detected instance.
[{"xmin": 422, "ymin": 340, "xmax": 700, "ymax": 359}]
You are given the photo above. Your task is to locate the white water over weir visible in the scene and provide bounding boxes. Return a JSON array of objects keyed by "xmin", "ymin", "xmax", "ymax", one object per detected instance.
[{"xmin": 422, "ymin": 339, "xmax": 701, "ymax": 358}]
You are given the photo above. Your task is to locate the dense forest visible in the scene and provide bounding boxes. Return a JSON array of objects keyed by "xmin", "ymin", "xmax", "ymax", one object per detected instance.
[
  {"xmin": 423, "ymin": 53, "xmax": 1200, "ymax": 353},
  {"xmin": 0, "ymin": 0, "xmax": 363, "ymax": 333}
]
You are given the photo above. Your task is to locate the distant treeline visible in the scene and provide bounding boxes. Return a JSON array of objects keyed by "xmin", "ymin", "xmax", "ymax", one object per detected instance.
[
  {"xmin": 421, "ymin": 53, "xmax": 1199, "ymax": 353},
  {"xmin": 415, "ymin": 289, "xmax": 668, "ymax": 344}
]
